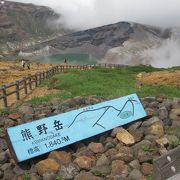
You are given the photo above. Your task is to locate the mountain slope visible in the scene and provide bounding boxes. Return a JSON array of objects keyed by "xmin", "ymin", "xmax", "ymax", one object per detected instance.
[
  {"xmin": 104, "ymin": 23, "xmax": 171, "ymax": 65},
  {"xmin": 0, "ymin": 1, "xmax": 65, "ymax": 43},
  {"xmin": 22, "ymin": 21, "xmax": 171, "ymax": 64},
  {"xmin": 26, "ymin": 21, "xmax": 133, "ymax": 58},
  {"xmin": 0, "ymin": 1, "xmax": 72, "ymax": 58}
]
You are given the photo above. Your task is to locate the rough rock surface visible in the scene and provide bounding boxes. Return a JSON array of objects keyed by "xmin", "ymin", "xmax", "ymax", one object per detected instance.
[
  {"xmin": 0, "ymin": 1, "xmax": 65, "ymax": 46},
  {"xmin": 0, "ymin": 96, "xmax": 179, "ymax": 179},
  {"xmin": 25, "ymin": 22, "xmax": 170, "ymax": 61},
  {"xmin": 36, "ymin": 159, "xmax": 60, "ymax": 176}
]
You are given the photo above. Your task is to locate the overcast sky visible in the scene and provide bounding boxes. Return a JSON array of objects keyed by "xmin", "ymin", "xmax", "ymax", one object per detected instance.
[{"xmin": 9, "ymin": 0, "xmax": 180, "ymax": 30}]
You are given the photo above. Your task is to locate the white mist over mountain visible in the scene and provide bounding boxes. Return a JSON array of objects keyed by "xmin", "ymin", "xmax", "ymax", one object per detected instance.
[{"xmin": 10, "ymin": 0, "xmax": 180, "ymax": 30}]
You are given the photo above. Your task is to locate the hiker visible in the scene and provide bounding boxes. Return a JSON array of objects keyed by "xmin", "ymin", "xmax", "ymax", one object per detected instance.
[
  {"xmin": 26, "ymin": 60, "xmax": 30, "ymax": 70},
  {"xmin": 64, "ymin": 58, "xmax": 68, "ymax": 64},
  {"xmin": 21, "ymin": 59, "xmax": 25, "ymax": 68}
]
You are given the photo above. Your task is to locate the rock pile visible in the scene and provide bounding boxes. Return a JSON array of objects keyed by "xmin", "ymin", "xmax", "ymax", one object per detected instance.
[{"xmin": 0, "ymin": 96, "xmax": 179, "ymax": 180}]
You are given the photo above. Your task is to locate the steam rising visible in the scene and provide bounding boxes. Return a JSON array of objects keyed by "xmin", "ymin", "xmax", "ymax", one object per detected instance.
[
  {"xmin": 141, "ymin": 38, "xmax": 180, "ymax": 68},
  {"xmin": 103, "ymin": 28, "xmax": 180, "ymax": 68}
]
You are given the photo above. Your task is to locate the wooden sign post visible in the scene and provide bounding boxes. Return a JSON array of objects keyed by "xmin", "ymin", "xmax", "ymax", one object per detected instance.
[
  {"xmin": 153, "ymin": 145, "xmax": 180, "ymax": 180},
  {"xmin": 6, "ymin": 93, "xmax": 147, "ymax": 162}
]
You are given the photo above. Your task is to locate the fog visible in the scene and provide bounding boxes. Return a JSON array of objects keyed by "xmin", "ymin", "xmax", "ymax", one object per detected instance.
[{"xmin": 10, "ymin": 0, "xmax": 180, "ymax": 30}]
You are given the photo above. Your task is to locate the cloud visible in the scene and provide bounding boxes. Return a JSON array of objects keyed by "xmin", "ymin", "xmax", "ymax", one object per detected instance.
[{"xmin": 9, "ymin": 0, "xmax": 180, "ymax": 30}]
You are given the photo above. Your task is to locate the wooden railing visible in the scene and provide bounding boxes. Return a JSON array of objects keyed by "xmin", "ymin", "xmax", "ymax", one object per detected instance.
[
  {"xmin": 94, "ymin": 63, "xmax": 127, "ymax": 68},
  {"xmin": 0, "ymin": 65, "xmax": 94, "ymax": 108},
  {"xmin": 0, "ymin": 63, "xmax": 126, "ymax": 108}
]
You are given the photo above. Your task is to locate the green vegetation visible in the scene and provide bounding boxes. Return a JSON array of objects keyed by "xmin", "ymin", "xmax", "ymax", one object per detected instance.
[
  {"xmin": 22, "ymin": 172, "xmax": 30, "ymax": 180},
  {"xmin": 54, "ymin": 175, "xmax": 62, "ymax": 180},
  {"xmin": 147, "ymin": 175, "xmax": 153, "ymax": 180},
  {"xmin": 141, "ymin": 144, "xmax": 153, "ymax": 152},
  {"xmin": 92, "ymin": 171, "xmax": 106, "ymax": 178},
  {"xmin": 26, "ymin": 65, "xmax": 180, "ymax": 106},
  {"xmin": 151, "ymin": 156, "xmax": 159, "ymax": 162},
  {"xmin": 0, "ymin": 107, "xmax": 11, "ymax": 116},
  {"xmin": 164, "ymin": 127, "xmax": 174, "ymax": 135},
  {"xmin": 168, "ymin": 136, "xmax": 180, "ymax": 147}
]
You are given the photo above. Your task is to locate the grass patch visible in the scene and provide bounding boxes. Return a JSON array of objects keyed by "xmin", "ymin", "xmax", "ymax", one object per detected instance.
[
  {"xmin": 22, "ymin": 172, "xmax": 30, "ymax": 180},
  {"xmin": 26, "ymin": 66, "xmax": 180, "ymax": 106},
  {"xmin": 92, "ymin": 171, "xmax": 106, "ymax": 178},
  {"xmin": 168, "ymin": 136, "xmax": 180, "ymax": 147},
  {"xmin": 0, "ymin": 107, "xmax": 11, "ymax": 116},
  {"xmin": 147, "ymin": 175, "xmax": 153, "ymax": 180},
  {"xmin": 140, "ymin": 144, "xmax": 155, "ymax": 152},
  {"xmin": 54, "ymin": 176, "xmax": 62, "ymax": 180}
]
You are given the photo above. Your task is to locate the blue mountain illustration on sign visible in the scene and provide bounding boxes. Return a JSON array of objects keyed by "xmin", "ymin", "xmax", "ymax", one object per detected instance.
[{"xmin": 68, "ymin": 98, "xmax": 138, "ymax": 129}]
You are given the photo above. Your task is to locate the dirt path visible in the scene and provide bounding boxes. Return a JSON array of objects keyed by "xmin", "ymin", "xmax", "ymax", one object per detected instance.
[
  {"xmin": 0, "ymin": 60, "xmax": 55, "ymax": 108},
  {"xmin": 0, "ymin": 60, "xmax": 54, "ymax": 86}
]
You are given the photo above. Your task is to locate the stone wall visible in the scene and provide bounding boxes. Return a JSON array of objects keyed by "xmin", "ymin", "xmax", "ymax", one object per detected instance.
[{"xmin": 0, "ymin": 96, "xmax": 179, "ymax": 179}]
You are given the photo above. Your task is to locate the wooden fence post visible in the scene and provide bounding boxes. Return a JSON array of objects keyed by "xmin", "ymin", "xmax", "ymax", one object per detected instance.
[
  {"xmin": 23, "ymin": 78, "xmax": 28, "ymax": 95},
  {"xmin": 49, "ymin": 69, "xmax": 52, "ymax": 76},
  {"xmin": 42, "ymin": 71, "xmax": 45, "ymax": 80},
  {"xmin": 34, "ymin": 74, "xmax": 38, "ymax": 87},
  {"xmin": 47, "ymin": 70, "xmax": 50, "ymax": 77},
  {"xmin": 46, "ymin": 70, "xmax": 49, "ymax": 78},
  {"xmin": 15, "ymin": 81, "xmax": 20, "ymax": 100},
  {"xmin": 28, "ymin": 76, "xmax": 32, "ymax": 90},
  {"xmin": 39, "ymin": 73, "xmax": 42, "ymax": 84},
  {"xmin": 2, "ymin": 86, "xmax": 8, "ymax": 107},
  {"xmin": 45, "ymin": 71, "xmax": 47, "ymax": 79}
]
